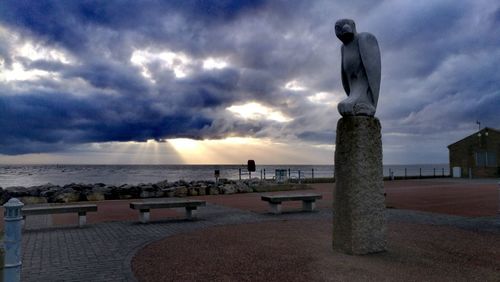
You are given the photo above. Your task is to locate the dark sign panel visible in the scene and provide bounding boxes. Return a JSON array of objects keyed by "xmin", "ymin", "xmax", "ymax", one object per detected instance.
[{"xmin": 247, "ymin": 160, "xmax": 256, "ymax": 172}]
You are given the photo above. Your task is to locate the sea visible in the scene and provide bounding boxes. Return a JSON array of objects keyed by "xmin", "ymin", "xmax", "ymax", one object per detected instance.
[{"xmin": 0, "ymin": 164, "xmax": 450, "ymax": 188}]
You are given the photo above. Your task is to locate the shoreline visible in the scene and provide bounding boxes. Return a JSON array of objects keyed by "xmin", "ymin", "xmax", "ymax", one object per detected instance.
[
  {"xmin": 0, "ymin": 175, "xmax": 456, "ymax": 206},
  {"xmin": 0, "ymin": 164, "xmax": 450, "ymax": 188},
  {"xmin": 0, "ymin": 178, "xmax": 312, "ymax": 205}
]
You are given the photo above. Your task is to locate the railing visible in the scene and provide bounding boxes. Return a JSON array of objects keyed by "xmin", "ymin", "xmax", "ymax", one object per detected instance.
[
  {"xmin": 385, "ymin": 167, "xmax": 450, "ymax": 179},
  {"xmin": 231, "ymin": 166, "xmax": 450, "ymax": 183}
]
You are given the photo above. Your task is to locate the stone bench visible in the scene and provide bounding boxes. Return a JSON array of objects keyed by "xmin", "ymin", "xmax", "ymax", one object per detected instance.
[
  {"xmin": 261, "ymin": 193, "xmax": 322, "ymax": 214},
  {"xmin": 129, "ymin": 199, "xmax": 206, "ymax": 223},
  {"xmin": 22, "ymin": 204, "xmax": 98, "ymax": 227}
]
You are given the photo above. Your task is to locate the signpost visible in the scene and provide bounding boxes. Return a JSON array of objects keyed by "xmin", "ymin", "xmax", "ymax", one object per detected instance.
[
  {"xmin": 214, "ymin": 169, "xmax": 220, "ymax": 186},
  {"xmin": 247, "ymin": 160, "xmax": 256, "ymax": 179}
]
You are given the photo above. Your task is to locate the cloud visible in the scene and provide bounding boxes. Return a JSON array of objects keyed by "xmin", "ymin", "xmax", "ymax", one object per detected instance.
[{"xmin": 0, "ymin": 0, "xmax": 499, "ymax": 164}]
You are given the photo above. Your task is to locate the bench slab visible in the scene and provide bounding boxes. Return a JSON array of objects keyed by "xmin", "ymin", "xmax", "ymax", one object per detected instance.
[
  {"xmin": 129, "ymin": 199, "xmax": 206, "ymax": 210},
  {"xmin": 23, "ymin": 204, "xmax": 98, "ymax": 216},
  {"xmin": 22, "ymin": 204, "xmax": 97, "ymax": 227},
  {"xmin": 261, "ymin": 194, "xmax": 322, "ymax": 203},
  {"xmin": 261, "ymin": 193, "xmax": 322, "ymax": 214},
  {"xmin": 129, "ymin": 199, "xmax": 206, "ymax": 223}
]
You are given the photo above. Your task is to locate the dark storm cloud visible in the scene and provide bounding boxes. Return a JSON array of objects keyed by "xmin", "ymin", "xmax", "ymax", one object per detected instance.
[
  {"xmin": 64, "ymin": 62, "xmax": 150, "ymax": 96},
  {"xmin": 1, "ymin": 0, "xmax": 499, "ymax": 163},
  {"xmin": 0, "ymin": 90, "xmax": 211, "ymax": 154},
  {"xmin": 297, "ymin": 131, "xmax": 335, "ymax": 144}
]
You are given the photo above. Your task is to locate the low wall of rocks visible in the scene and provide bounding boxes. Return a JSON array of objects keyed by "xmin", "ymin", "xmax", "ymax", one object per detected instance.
[{"xmin": 0, "ymin": 179, "xmax": 309, "ymax": 205}]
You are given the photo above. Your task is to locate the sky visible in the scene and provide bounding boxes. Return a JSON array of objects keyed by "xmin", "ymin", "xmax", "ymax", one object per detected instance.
[{"xmin": 0, "ymin": 0, "xmax": 499, "ymax": 165}]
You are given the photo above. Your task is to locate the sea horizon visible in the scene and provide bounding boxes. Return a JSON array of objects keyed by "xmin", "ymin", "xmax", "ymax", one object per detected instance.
[{"xmin": 0, "ymin": 163, "xmax": 450, "ymax": 188}]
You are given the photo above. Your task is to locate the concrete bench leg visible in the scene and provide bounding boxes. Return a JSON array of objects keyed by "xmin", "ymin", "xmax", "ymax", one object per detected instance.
[
  {"xmin": 139, "ymin": 209, "xmax": 150, "ymax": 223},
  {"xmin": 78, "ymin": 211, "xmax": 87, "ymax": 227},
  {"xmin": 269, "ymin": 202, "xmax": 282, "ymax": 214},
  {"xmin": 302, "ymin": 200, "xmax": 316, "ymax": 212},
  {"xmin": 185, "ymin": 207, "xmax": 197, "ymax": 219}
]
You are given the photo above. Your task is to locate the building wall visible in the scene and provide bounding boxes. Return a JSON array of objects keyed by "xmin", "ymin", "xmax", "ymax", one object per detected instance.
[{"xmin": 448, "ymin": 128, "xmax": 500, "ymax": 178}]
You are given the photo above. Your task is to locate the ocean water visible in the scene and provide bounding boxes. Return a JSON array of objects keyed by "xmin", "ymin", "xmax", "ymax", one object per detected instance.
[{"xmin": 0, "ymin": 164, "xmax": 449, "ymax": 188}]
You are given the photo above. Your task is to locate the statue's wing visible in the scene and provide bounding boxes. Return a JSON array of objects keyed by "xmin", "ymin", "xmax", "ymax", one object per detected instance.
[
  {"xmin": 341, "ymin": 46, "xmax": 350, "ymax": 96},
  {"xmin": 358, "ymin": 32, "xmax": 381, "ymax": 106}
]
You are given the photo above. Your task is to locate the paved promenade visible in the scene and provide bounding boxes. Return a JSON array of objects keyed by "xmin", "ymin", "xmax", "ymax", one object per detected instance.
[
  {"xmin": 21, "ymin": 206, "xmax": 499, "ymax": 281},
  {"xmin": 17, "ymin": 179, "xmax": 500, "ymax": 281},
  {"xmin": 21, "ymin": 203, "xmax": 331, "ymax": 281}
]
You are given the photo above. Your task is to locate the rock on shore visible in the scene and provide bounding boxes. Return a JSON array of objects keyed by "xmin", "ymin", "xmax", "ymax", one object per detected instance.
[{"xmin": 0, "ymin": 179, "xmax": 309, "ymax": 204}]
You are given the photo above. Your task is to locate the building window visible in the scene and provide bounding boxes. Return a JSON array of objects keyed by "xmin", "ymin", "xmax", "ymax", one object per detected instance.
[{"xmin": 475, "ymin": 151, "xmax": 497, "ymax": 167}]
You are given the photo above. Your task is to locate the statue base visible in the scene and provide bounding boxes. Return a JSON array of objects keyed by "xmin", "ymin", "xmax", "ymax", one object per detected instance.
[{"xmin": 333, "ymin": 116, "xmax": 386, "ymax": 255}]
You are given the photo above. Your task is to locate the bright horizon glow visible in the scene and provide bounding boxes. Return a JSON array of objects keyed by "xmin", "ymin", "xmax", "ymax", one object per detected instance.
[
  {"xmin": 0, "ymin": 137, "xmax": 334, "ymax": 165},
  {"xmin": 166, "ymin": 137, "xmax": 332, "ymax": 164},
  {"xmin": 0, "ymin": 137, "xmax": 333, "ymax": 165},
  {"xmin": 226, "ymin": 102, "xmax": 293, "ymax": 122}
]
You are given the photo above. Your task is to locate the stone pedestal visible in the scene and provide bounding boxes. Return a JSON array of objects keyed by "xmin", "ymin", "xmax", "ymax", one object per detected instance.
[{"xmin": 333, "ymin": 116, "xmax": 386, "ymax": 255}]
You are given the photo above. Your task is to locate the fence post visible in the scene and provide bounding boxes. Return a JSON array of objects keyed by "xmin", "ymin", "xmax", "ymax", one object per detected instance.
[
  {"xmin": 298, "ymin": 170, "xmax": 301, "ymax": 183},
  {"xmin": 4, "ymin": 198, "xmax": 24, "ymax": 282},
  {"xmin": 419, "ymin": 168, "xmax": 422, "ymax": 178},
  {"xmin": 288, "ymin": 168, "xmax": 291, "ymax": 178},
  {"xmin": 239, "ymin": 168, "xmax": 241, "ymax": 180},
  {"xmin": 260, "ymin": 169, "xmax": 262, "ymax": 180},
  {"xmin": 264, "ymin": 169, "xmax": 266, "ymax": 180},
  {"xmin": 312, "ymin": 168, "xmax": 314, "ymax": 181},
  {"xmin": 433, "ymin": 168, "xmax": 436, "ymax": 177}
]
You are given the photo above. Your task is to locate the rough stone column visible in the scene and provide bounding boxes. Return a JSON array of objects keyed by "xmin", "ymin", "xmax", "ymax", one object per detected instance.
[{"xmin": 333, "ymin": 116, "xmax": 386, "ymax": 254}]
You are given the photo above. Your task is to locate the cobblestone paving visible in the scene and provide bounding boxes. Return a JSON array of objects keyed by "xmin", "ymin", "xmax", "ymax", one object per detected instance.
[{"xmin": 21, "ymin": 203, "xmax": 499, "ymax": 282}]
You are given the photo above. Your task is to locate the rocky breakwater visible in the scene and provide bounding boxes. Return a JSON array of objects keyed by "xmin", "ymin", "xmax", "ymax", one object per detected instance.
[{"xmin": 0, "ymin": 179, "xmax": 308, "ymax": 205}]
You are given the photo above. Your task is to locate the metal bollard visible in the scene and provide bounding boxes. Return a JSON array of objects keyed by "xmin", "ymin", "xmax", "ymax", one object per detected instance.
[{"xmin": 4, "ymin": 198, "xmax": 24, "ymax": 282}]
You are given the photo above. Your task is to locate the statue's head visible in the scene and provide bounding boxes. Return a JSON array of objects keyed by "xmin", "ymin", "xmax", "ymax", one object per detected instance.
[{"xmin": 335, "ymin": 19, "xmax": 356, "ymax": 44}]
